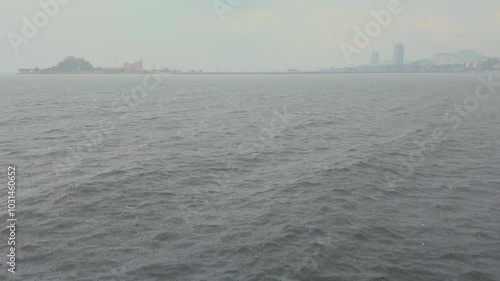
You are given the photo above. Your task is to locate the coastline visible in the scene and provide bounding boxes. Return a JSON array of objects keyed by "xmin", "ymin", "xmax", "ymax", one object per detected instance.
[{"xmin": 12, "ymin": 70, "xmax": 499, "ymax": 75}]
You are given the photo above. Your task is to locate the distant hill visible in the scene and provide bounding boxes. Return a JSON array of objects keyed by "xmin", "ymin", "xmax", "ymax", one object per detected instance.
[
  {"xmin": 450, "ymin": 50, "xmax": 483, "ymax": 63},
  {"xmin": 19, "ymin": 56, "xmax": 96, "ymax": 74}
]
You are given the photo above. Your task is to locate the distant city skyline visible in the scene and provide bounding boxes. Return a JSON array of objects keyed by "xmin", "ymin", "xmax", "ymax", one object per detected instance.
[
  {"xmin": 1, "ymin": 0, "xmax": 500, "ymax": 72},
  {"xmin": 393, "ymin": 43, "xmax": 405, "ymax": 65}
]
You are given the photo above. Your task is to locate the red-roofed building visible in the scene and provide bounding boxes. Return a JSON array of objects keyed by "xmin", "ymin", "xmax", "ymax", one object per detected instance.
[{"xmin": 123, "ymin": 59, "xmax": 143, "ymax": 71}]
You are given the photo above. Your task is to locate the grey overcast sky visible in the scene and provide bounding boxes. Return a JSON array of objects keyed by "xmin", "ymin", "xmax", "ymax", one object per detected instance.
[{"xmin": 1, "ymin": 0, "xmax": 500, "ymax": 72}]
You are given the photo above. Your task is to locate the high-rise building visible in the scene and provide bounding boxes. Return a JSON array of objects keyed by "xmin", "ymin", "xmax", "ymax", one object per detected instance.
[
  {"xmin": 433, "ymin": 53, "xmax": 451, "ymax": 66},
  {"xmin": 371, "ymin": 51, "xmax": 380, "ymax": 66},
  {"xmin": 393, "ymin": 43, "xmax": 405, "ymax": 65}
]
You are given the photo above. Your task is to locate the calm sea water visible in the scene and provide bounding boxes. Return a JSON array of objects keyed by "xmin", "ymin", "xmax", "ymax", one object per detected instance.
[{"xmin": 1, "ymin": 73, "xmax": 499, "ymax": 281}]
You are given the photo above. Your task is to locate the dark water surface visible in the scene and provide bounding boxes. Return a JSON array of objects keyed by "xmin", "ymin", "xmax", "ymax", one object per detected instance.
[{"xmin": 1, "ymin": 73, "xmax": 499, "ymax": 281}]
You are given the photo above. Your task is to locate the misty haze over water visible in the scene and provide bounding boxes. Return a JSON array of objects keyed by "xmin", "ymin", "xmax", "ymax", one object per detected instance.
[{"xmin": 1, "ymin": 1, "xmax": 500, "ymax": 281}]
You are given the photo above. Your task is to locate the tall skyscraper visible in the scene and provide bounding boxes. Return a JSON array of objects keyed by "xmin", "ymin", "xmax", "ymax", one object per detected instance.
[
  {"xmin": 371, "ymin": 51, "xmax": 380, "ymax": 66},
  {"xmin": 393, "ymin": 43, "xmax": 405, "ymax": 65}
]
